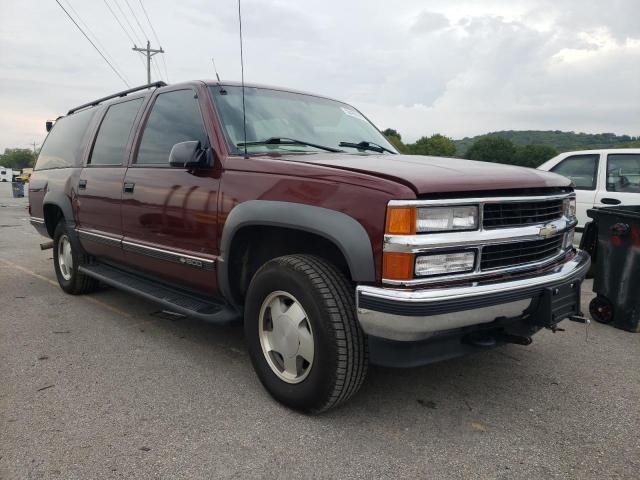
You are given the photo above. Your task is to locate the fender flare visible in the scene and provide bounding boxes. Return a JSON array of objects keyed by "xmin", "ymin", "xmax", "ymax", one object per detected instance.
[
  {"xmin": 43, "ymin": 189, "xmax": 77, "ymax": 239},
  {"xmin": 218, "ymin": 200, "xmax": 376, "ymax": 303}
]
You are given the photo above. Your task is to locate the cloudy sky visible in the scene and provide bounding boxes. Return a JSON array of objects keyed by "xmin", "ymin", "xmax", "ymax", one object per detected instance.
[{"xmin": 1, "ymin": 0, "xmax": 638, "ymax": 151}]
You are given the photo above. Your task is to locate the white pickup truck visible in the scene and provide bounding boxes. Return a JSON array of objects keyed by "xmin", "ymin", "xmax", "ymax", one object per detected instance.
[
  {"xmin": 0, "ymin": 167, "xmax": 14, "ymax": 182},
  {"xmin": 538, "ymin": 149, "xmax": 640, "ymax": 228}
]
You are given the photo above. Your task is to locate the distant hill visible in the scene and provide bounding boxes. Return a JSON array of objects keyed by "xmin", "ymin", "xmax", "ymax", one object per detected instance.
[{"xmin": 454, "ymin": 130, "xmax": 640, "ymax": 156}]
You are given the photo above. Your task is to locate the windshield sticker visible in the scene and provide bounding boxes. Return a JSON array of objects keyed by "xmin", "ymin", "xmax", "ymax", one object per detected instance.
[{"xmin": 341, "ymin": 107, "xmax": 365, "ymax": 121}]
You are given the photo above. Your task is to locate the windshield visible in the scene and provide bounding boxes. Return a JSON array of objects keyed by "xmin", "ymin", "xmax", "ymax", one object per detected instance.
[{"xmin": 209, "ymin": 85, "xmax": 396, "ymax": 155}]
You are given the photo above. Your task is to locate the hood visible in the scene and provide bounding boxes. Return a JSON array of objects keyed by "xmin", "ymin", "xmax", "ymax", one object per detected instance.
[{"xmin": 291, "ymin": 153, "xmax": 571, "ymax": 195}]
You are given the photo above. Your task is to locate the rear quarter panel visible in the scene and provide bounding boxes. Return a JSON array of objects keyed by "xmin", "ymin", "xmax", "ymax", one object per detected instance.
[{"xmin": 29, "ymin": 168, "xmax": 82, "ymax": 224}]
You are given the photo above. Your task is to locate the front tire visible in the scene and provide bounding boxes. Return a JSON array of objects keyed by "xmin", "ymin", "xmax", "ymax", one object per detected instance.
[
  {"xmin": 53, "ymin": 222, "xmax": 99, "ymax": 294},
  {"xmin": 244, "ymin": 255, "xmax": 368, "ymax": 413}
]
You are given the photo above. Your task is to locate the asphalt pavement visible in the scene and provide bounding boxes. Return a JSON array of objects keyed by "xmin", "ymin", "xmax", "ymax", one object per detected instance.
[{"xmin": 1, "ymin": 182, "xmax": 638, "ymax": 479}]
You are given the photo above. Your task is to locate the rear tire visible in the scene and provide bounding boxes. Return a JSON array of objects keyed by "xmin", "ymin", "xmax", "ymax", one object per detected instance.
[
  {"xmin": 53, "ymin": 222, "xmax": 99, "ymax": 294},
  {"xmin": 244, "ymin": 254, "xmax": 368, "ymax": 414}
]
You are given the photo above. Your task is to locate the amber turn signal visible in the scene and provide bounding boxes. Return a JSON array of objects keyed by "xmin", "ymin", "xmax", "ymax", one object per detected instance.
[
  {"xmin": 382, "ymin": 252, "xmax": 414, "ymax": 280},
  {"xmin": 385, "ymin": 207, "xmax": 416, "ymax": 235}
]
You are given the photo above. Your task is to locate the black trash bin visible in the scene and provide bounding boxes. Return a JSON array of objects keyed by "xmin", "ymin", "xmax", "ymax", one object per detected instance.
[
  {"xmin": 581, "ymin": 205, "xmax": 640, "ymax": 332},
  {"xmin": 11, "ymin": 181, "xmax": 25, "ymax": 198}
]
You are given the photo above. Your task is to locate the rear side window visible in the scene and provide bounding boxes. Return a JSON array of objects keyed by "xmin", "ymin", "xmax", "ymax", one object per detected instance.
[
  {"xmin": 550, "ymin": 154, "xmax": 599, "ymax": 190},
  {"xmin": 89, "ymin": 98, "xmax": 144, "ymax": 166},
  {"xmin": 135, "ymin": 89, "xmax": 208, "ymax": 165},
  {"xmin": 607, "ymin": 154, "xmax": 640, "ymax": 193},
  {"xmin": 35, "ymin": 108, "xmax": 97, "ymax": 170}
]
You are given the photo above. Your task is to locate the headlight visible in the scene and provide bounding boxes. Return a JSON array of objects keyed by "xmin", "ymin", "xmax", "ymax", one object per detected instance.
[
  {"xmin": 416, "ymin": 206, "xmax": 478, "ymax": 233},
  {"xmin": 563, "ymin": 197, "xmax": 576, "ymax": 218},
  {"xmin": 415, "ymin": 251, "xmax": 476, "ymax": 276}
]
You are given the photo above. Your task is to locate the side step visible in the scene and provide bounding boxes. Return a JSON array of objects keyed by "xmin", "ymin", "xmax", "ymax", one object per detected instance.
[{"xmin": 78, "ymin": 263, "xmax": 239, "ymax": 324}]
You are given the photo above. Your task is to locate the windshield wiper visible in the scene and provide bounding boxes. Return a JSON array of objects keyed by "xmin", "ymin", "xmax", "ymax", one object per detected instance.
[
  {"xmin": 339, "ymin": 141, "xmax": 396, "ymax": 154},
  {"xmin": 238, "ymin": 137, "xmax": 343, "ymax": 153}
]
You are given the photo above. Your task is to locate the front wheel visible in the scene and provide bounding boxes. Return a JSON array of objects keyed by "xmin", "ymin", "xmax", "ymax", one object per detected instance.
[{"xmin": 244, "ymin": 255, "xmax": 368, "ymax": 413}]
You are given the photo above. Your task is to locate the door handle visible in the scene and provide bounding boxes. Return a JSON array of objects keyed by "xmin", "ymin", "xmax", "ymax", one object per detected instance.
[
  {"xmin": 78, "ymin": 179, "xmax": 87, "ymax": 190},
  {"xmin": 123, "ymin": 182, "xmax": 135, "ymax": 193},
  {"xmin": 601, "ymin": 198, "xmax": 621, "ymax": 205}
]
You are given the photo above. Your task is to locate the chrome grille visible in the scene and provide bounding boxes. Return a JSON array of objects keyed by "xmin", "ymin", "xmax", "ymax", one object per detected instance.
[
  {"xmin": 483, "ymin": 199, "xmax": 564, "ymax": 229},
  {"xmin": 481, "ymin": 236, "xmax": 563, "ymax": 270}
]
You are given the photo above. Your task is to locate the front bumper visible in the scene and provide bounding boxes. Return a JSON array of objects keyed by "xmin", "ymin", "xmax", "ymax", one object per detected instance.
[{"xmin": 356, "ymin": 249, "xmax": 591, "ymax": 341}]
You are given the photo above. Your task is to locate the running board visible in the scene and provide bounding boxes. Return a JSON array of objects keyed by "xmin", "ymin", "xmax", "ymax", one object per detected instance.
[{"xmin": 78, "ymin": 263, "xmax": 239, "ymax": 324}]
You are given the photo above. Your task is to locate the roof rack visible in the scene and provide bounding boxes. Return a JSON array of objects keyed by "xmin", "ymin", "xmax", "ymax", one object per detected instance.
[{"xmin": 67, "ymin": 81, "xmax": 167, "ymax": 114}]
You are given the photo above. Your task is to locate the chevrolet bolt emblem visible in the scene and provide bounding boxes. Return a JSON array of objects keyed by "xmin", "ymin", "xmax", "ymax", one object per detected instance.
[{"xmin": 539, "ymin": 223, "xmax": 558, "ymax": 239}]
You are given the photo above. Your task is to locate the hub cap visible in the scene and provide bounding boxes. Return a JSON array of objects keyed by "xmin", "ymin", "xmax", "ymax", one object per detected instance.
[
  {"xmin": 57, "ymin": 234, "xmax": 73, "ymax": 281},
  {"xmin": 258, "ymin": 291, "xmax": 314, "ymax": 384}
]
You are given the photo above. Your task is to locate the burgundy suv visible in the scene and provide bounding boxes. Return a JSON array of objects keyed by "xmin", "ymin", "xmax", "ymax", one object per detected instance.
[{"xmin": 29, "ymin": 81, "xmax": 590, "ymax": 413}]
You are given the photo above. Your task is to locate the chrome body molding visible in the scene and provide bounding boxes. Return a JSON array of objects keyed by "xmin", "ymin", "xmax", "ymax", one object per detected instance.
[
  {"xmin": 384, "ymin": 193, "xmax": 577, "ymax": 286},
  {"xmin": 356, "ymin": 250, "xmax": 590, "ymax": 341},
  {"xmin": 78, "ymin": 229, "xmax": 121, "ymax": 248},
  {"xmin": 384, "ymin": 217, "xmax": 577, "ymax": 252},
  {"xmin": 29, "ymin": 216, "xmax": 45, "ymax": 225},
  {"xmin": 121, "ymin": 240, "xmax": 216, "ymax": 271},
  {"xmin": 76, "ymin": 229, "xmax": 216, "ymax": 271},
  {"xmin": 387, "ymin": 193, "xmax": 574, "ymax": 207}
]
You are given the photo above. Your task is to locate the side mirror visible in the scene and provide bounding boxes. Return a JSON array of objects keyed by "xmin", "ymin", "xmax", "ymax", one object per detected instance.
[
  {"xmin": 169, "ymin": 141, "xmax": 206, "ymax": 168},
  {"xmin": 45, "ymin": 121, "xmax": 53, "ymax": 132}
]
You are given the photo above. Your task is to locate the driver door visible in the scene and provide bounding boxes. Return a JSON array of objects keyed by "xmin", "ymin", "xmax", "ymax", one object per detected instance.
[{"xmin": 120, "ymin": 87, "xmax": 221, "ymax": 295}]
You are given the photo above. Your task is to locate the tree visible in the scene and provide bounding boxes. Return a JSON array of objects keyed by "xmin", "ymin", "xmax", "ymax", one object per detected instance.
[
  {"xmin": 382, "ymin": 128, "xmax": 407, "ymax": 153},
  {"xmin": 464, "ymin": 137, "xmax": 517, "ymax": 164},
  {"xmin": 407, "ymin": 134, "xmax": 456, "ymax": 157},
  {"xmin": 512, "ymin": 144, "xmax": 558, "ymax": 168},
  {"xmin": 0, "ymin": 148, "xmax": 36, "ymax": 170}
]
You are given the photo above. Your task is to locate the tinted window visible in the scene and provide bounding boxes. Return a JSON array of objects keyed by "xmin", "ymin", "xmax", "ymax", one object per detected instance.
[
  {"xmin": 89, "ymin": 98, "xmax": 143, "ymax": 166},
  {"xmin": 551, "ymin": 154, "xmax": 599, "ymax": 190},
  {"xmin": 607, "ymin": 154, "xmax": 640, "ymax": 193},
  {"xmin": 35, "ymin": 108, "xmax": 97, "ymax": 170},
  {"xmin": 136, "ymin": 90, "xmax": 208, "ymax": 165},
  {"xmin": 210, "ymin": 85, "xmax": 396, "ymax": 154}
]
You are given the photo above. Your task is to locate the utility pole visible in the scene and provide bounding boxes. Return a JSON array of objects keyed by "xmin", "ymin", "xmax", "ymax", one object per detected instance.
[
  {"xmin": 132, "ymin": 40, "xmax": 164, "ymax": 84},
  {"xmin": 28, "ymin": 142, "xmax": 38, "ymax": 154}
]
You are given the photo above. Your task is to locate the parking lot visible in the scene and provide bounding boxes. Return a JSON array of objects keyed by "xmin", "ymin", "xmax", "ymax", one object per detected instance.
[{"xmin": 0, "ymin": 181, "xmax": 638, "ymax": 479}]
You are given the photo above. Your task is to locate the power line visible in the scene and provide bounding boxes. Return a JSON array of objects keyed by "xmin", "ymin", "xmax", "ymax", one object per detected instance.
[
  {"xmin": 113, "ymin": 0, "xmax": 143, "ymax": 45},
  {"xmin": 123, "ymin": 0, "xmax": 167, "ymax": 82},
  {"xmin": 123, "ymin": 0, "xmax": 149, "ymax": 42},
  {"xmin": 103, "ymin": 0, "xmax": 147, "ymax": 71},
  {"xmin": 137, "ymin": 0, "xmax": 160, "ymax": 45},
  {"xmin": 54, "ymin": 0, "xmax": 130, "ymax": 87},
  {"xmin": 103, "ymin": 0, "xmax": 135, "ymax": 45},
  {"xmin": 62, "ymin": 0, "xmax": 131, "ymax": 86},
  {"xmin": 137, "ymin": 0, "xmax": 169, "ymax": 81}
]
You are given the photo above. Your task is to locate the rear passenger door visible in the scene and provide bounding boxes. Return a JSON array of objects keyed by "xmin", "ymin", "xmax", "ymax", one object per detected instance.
[
  {"xmin": 120, "ymin": 87, "xmax": 221, "ymax": 295},
  {"xmin": 76, "ymin": 97, "xmax": 145, "ymax": 261},
  {"xmin": 596, "ymin": 153, "xmax": 640, "ymax": 207},
  {"xmin": 550, "ymin": 153, "xmax": 599, "ymax": 227}
]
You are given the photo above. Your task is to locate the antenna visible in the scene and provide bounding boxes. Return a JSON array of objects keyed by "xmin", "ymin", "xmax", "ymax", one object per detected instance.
[
  {"xmin": 238, "ymin": 0, "xmax": 248, "ymax": 158},
  {"xmin": 211, "ymin": 57, "xmax": 221, "ymax": 82}
]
